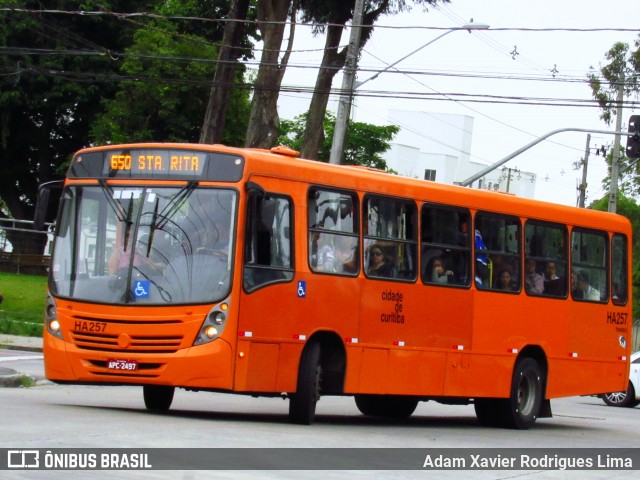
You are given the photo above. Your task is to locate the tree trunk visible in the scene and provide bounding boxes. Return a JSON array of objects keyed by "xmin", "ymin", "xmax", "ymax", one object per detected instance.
[
  {"xmin": 300, "ymin": 24, "xmax": 346, "ymax": 160},
  {"xmin": 200, "ymin": 0, "xmax": 251, "ymax": 145},
  {"xmin": 244, "ymin": 0, "xmax": 293, "ymax": 148}
]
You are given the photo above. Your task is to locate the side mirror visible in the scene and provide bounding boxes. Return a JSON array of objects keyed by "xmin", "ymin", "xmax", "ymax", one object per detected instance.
[{"xmin": 34, "ymin": 181, "xmax": 63, "ymax": 230}]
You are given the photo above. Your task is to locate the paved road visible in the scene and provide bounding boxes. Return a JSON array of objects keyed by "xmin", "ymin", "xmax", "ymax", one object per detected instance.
[{"xmin": 2, "ymin": 348, "xmax": 639, "ymax": 479}]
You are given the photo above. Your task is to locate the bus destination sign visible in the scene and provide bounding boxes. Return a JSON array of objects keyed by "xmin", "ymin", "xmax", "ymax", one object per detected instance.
[
  {"xmin": 68, "ymin": 147, "xmax": 245, "ymax": 182},
  {"xmin": 108, "ymin": 151, "xmax": 206, "ymax": 177}
]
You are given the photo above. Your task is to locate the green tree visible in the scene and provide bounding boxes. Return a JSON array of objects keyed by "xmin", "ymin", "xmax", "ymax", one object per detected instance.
[
  {"xmin": 278, "ymin": 110, "xmax": 399, "ymax": 168},
  {"xmin": 244, "ymin": 0, "xmax": 298, "ymax": 148},
  {"xmin": 298, "ymin": 0, "xmax": 447, "ymax": 160},
  {"xmin": 597, "ymin": 146, "xmax": 640, "ymax": 200},
  {"xmin": 588, "ymin": 38, "xmax": 640, "ymax": 200},
  {"xmin": 200, "ymin": 0, "xmax": 255, "ymax": 145},
  {"xmin": 1, "ymin": 1, "xmax": 253, "ymax": 254},
  {"xmin": 92, "ymin": 17, "xmax": 250, "ymax": 144},
  {"xmin": 588, "ymin": 39, "xmax": 640, "ymax": 125},
  {"xmin": 0, "ymin": 0, "xmax": 149, "ymax": 252}
]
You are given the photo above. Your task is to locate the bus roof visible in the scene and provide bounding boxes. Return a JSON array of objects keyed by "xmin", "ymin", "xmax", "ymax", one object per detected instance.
[{"xmin": 75, "ymin": 142, "xmax": 631, "ymax": 234}]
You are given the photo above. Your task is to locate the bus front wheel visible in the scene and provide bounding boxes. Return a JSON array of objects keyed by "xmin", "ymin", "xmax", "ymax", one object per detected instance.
[
  {"xmin": 502, "ymin": 357, "xmax": 544, "ymax": 429},
  {"xmin": 143, "ymin": 385, "xmax": 175, "ymax": 411},
  {"xmin": 289, "ymin": 341, "xmax": 322, "ymax": 425}
]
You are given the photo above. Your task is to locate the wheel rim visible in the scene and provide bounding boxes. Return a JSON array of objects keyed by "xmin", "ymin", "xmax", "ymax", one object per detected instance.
[
  {"xmin": 312, "ymin": 364, "xmax": 321, "ymax": 405},
  {"xmin": 517, "ymin": 372, "xmax": 537, "ymax": 416},
  {"xmin": 605, "ymin": 392, "xmax": 627, "ymax": 404}
]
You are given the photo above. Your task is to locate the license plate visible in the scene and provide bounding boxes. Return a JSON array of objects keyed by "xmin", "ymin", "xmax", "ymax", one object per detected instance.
[{"xmin": 107, "ymin": 359, "xmax": 138, "ymax": 371}]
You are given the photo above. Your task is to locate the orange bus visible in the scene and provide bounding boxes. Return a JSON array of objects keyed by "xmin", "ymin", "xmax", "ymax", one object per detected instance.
[{"xmin": 40, "ymin": 143, "xmax": 633, "ymax": 429}]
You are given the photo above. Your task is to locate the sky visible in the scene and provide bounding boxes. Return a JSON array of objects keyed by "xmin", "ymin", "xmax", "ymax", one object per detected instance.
[{"xmin": 270, "ymin": 0, "xmax": 640, "ymax": 207}]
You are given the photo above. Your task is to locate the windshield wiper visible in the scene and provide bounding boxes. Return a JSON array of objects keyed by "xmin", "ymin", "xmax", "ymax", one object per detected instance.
[
  {"xmin": 156, "ymin": 180, "xmax": 197, "ymax": 230},
  {"xmin": 146, "ymin": 196, "xmax": 160, "ymax": 257},
  {"xmin": 98, "ymin": 179, "xmax": 126, "ymax": 223},
  {"xmin": 123, "ymin": 197, "xmax": 134, "ymax": 252}
]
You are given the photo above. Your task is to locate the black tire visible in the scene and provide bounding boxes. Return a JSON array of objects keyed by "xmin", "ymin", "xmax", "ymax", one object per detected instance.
[
  {"xmin": 474, "ymin": 398, "xmax": 502, "ymax": 427},
  {"xmin": 500, "ymin": 357, "xmax": 544, "ymax": 430},
  {"xmin": 354, "ymin": 395, "xmax": 418, "ymax": 419},
  {"xmin": 289, "ymin": 342, "xmax": 322, "ymax": 425},
  {"xmin": 602, "ymin": 382, "xmax": 638, "ymax": 408},
  {"xmin": 143, "ymin": 385, "xmax": 175, "ymax": 411}
]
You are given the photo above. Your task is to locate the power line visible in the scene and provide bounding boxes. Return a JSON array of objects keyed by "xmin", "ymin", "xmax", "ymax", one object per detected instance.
[
  {"xmin": 7, "ymin": 62, "xmax": 635, "ymax": 111},
  {"xmin": 1, "ymin": 45, "xmax": 630, "ymax": 89},
  {"xmin": 1, "ymin": 7, "xmax": 639, "ymax": 33}
]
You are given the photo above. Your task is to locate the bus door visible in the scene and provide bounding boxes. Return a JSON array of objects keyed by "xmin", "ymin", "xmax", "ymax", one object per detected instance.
[{"xmin": 235, "ymin": 177, "xmax": 299, "ymax": 393}]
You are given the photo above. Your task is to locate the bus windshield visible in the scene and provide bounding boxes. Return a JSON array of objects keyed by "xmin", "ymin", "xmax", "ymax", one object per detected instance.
[{"xmin": 50, "ymin": 185, "xmax": 236, "ymax": 305}]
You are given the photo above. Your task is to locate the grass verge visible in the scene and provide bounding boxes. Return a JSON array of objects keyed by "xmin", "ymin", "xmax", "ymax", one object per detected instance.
[{"xmin": 0, "ymin": 272, "xmax": 47, "ymax": 337}]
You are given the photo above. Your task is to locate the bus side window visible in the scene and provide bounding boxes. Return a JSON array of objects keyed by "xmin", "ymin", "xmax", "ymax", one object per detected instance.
[
  {"xmin": 570, "ymin": 229, "xmax": 608, "ymax": 302},
  {"xmin": 421, "ymin": 204, "xmax": 471, "ymax": 286},
  {"xmin": 474, "ymin": 213, "xmax": 521, "ymax": 292},
  {"xmin": 364, "ymin": 195, "xmax": 417, "ymax": 281},
  {"xmin": 243, "ymin": 193, "xmax": 294, "ymax": 292},
  {"xmin": 611, "ymin": 234, "xmax": 628, "ymax": 305},
  {"xmin": 524, "ymin": 221, "xmax": 567, "ymax": 298},
  {"xmin": 308, "ymin": 187, "xmax": 359, "ymax": 275}
]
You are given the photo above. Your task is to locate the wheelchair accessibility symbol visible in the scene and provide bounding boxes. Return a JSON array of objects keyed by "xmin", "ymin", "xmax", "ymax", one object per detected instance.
[
  {"xmin": 133, "ymin": 280, "xmax": 150, "ymax": 299},
  {"xmin": 297, "ymin": 280, "xmax": 306, "ymax": 298}
]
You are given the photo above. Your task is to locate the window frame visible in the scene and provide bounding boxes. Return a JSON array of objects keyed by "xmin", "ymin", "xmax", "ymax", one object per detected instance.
[
  {"xmin": 242, "ymin": 191, "xmax": 295, "ymax": 293},
  {"xmin": 363, "ymin": 194, "xmax": 418, "ymax": 282},
  {"xmin": 570, "ymin": 227, "xmax": 609, "ymax": 303},
  {"xmin": 611, "ymin": 233, "xmax": 629, "ymax": 306},
  {"xmin": 420, "ymin": 203, "xmax": 471, "ymax": 288},
  {"xmin": 474, "ymin": 211, "xmax": 522, "ymax": 293},
  {"xmin": 524, "ymin": 220, "xmax": 568, "ymax": 299},
  {"xmin": 307, "ymin": 186, "xmax": 360, "ymax": 277}
]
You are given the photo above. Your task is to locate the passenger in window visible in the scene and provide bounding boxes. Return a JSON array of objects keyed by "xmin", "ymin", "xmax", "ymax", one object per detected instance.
[
  {"xmin": 367, "ymin": 245, "xmax": 396, "ymax": 278},
  {"xmin": 474, "ymin": 229, "xmax": 490, "ymax": 287},
  {"xmin": 108, "ymin": 234, "xmax": 165, "ymax": 276},
  {"xmin": 334, "ymin": 235, "xmax": 357, "ymax": 274},
  {"xmin": 575, "ymin": 271, "xmax": 600, "ymax": 301},
  {"xmin": 571, "ymin": 271, "xmax": 582, "ymax": 299},
  {"xmin": 310, "ymin": 232, "xmax": 335, "ymax": 272},
  {"xmin": 524, "ymin": 259, "xmax": 544, "ymax": 294},
  {"xmin": 430, "ymin": 257, "xmax": 454, "ymax": 284},
  {"xmin": 496, "ymin": 268, "xmax": 515, "ymax": 291},
  {"xmin": 543, "ymin": 261, "xmax": 563, "ymax": 296},
  {"xmin": 456, "ymin": 219, "xmax": 469, "ymax": 246}
]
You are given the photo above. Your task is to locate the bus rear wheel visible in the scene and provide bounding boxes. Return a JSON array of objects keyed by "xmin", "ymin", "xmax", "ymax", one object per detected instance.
[
  {"xmin": 355, "ymin": 395, "xmax": 418, "ymax": 419},
  {"xmin": 289, "ymin": 341, "xmax": 322, "ymax": 425},
  {"xmin": 143, "ymin": 385, "xmax": 175, "ymax": 411},
  {"xmin": 502, "ymin": 357, "xmax": 543, "ymax": 429}
]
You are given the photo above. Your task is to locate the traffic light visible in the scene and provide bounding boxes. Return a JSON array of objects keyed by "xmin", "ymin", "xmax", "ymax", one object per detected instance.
[{"xmin": 627, "ymin": 115, "xmax": 640, "ymax": 158}]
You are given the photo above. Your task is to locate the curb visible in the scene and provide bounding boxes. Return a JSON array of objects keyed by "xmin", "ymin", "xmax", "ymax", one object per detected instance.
[
  {"xmin": 0, "ymin": 367, "xmax": 26, "ymax": 388},
  {"xmin": 0, "ymin": 343, "xmax": 43, "ymax": 353}
]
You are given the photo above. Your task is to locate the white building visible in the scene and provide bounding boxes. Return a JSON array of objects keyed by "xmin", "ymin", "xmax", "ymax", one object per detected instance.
[{"xmin": 382, "ymin": 109, "xmax": 536, "ymax": 199}]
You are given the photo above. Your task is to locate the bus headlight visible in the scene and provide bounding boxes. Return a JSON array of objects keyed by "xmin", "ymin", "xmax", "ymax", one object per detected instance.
[
  {"xmin": 193, "ymin": 299, "xmax": 230, "ymax": 346},
  {"xmin": 203, "ymin": 325, "xmax": 218, "ymax": 338},
  {"xmin": 45, "ymin": 295, "xmax": 63, "ymax": 339}
]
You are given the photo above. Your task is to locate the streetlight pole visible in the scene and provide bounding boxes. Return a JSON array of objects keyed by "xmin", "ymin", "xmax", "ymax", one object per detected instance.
[
  {"xmin": 329, "ymin": 21, "xmax": 490, "ymax": 165},
  {"xmin": 328, "ymin": 0, "xmax": 365, "ymax": 166},
  {"xmin": 608, "ymin": 72, "xmax": 625, "ymax": 213}
]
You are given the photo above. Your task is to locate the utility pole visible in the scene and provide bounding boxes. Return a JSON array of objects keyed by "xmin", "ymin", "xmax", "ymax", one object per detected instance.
[
  {"xmin": 329, "ymin": 0, "xmax": 365, "ymax": 165},
  {"xmin": 608, "ymin": 72, "xmax": 624, "ymax": 213},
  {"xmin": 577, "ymin": 134, "xmax": 590, "ymax": 208}
]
